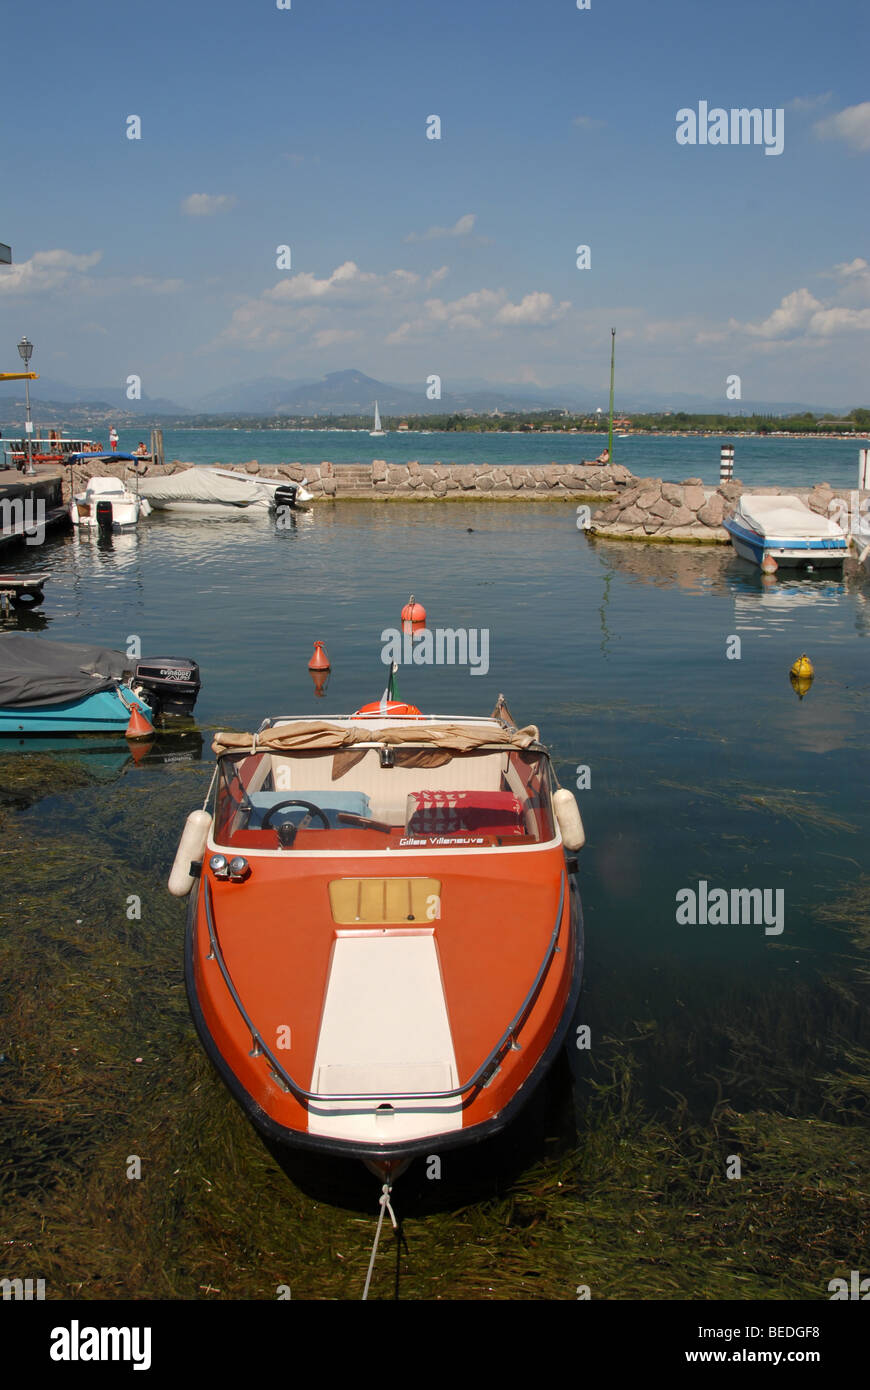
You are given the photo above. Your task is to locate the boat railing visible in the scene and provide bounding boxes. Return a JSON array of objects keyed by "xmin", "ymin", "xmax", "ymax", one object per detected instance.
[{"xmin": 202, "ymin": 871, "xmax": 568, "ymax": 1106}]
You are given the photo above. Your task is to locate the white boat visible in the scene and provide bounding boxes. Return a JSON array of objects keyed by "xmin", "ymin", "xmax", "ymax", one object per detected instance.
[
  {"xmin": 724, "ymin": 494, "xmax": 849, "ymax": 569},
  {"xmin": 370, "ymin": 401, "xmax": 386, "ymax": 437},
  {"xmin": 138, "ymin": 467, "xmax": 313, "ymax": 518},
  {"xmin": 70, "ymin": 470, "xmax": 152, "ymax": 531}
]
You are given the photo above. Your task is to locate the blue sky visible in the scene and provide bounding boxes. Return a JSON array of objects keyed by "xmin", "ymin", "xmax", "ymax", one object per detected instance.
[{"xmin": 1, "ymin": 0, "xmax": 869, "ymax": 407}]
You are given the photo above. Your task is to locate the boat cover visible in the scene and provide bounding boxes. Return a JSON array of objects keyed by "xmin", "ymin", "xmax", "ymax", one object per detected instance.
[
  {"xmin": 734, "ymin": 494, "xmax": 845, "ymax": 540},
  {"xmin": 68, "ymin": 453, "xmax": 139, "ymax": 465},
  {"xmin": 0, "ymin": 634, "xmax": 130, "ymax": 708},
  {"xmin": 138, "ymin": 468, "xmax": 264, "ymax": 505},
  {"xmin": 213, "ymin": 721, "xmax": 542, "ymax": 755}
]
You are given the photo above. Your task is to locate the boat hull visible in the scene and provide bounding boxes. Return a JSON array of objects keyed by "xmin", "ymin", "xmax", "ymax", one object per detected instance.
[
  {"xmin": 724, "ymin": 516, "xmax": 847, "ymax": 569},
  {"xmin": 0, "ymin": 683, "xmax": 150, "ymax": 734},
  {"xmin": 184, "ymin": 870, "xmax": 583, "ymax": 1165}
]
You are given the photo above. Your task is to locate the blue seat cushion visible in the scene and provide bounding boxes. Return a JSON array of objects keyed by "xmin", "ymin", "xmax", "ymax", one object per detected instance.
[{"xmin": 247, "ymin": 790, "xmax": 371, "ymax": 829}]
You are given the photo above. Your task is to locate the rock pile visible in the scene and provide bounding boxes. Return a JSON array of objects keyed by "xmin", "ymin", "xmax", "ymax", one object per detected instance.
[
  {"xmin": 61, "ymin": 457, "xmax": 635, "ymax": 502},
  {"xmin": 590, "ymin": 478, "xmax": 743, "ymax": 543}
]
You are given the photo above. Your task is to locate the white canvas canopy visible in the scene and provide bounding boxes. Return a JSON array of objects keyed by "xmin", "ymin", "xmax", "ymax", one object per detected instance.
[
  {"xmin": 735, "ymin": 494, "xmax": 845, "ymax": 540},
  {"xmin": 138, "ymin": 468, "xmax": 267, "ymax": 506}
]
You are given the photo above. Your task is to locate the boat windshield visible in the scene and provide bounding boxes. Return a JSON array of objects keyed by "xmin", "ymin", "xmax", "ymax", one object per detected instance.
[{"xmin": 213, "ymin": 745, "xmax": 556, "ymax": 851}]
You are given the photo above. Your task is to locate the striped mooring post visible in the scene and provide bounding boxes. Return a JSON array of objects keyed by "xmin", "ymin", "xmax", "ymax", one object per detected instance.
[
  {"xmin": 720, "ymin": 444, "xmax": 734, "ymax": 483},
  {"xmin": 859, "ymin": 448, "xmax": 870, "ymax": 491}
]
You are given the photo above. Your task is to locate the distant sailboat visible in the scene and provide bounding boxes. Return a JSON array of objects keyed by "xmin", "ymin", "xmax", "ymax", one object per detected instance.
[{"xmin": 370, "ymin": 400, "xmax": 386, "ymax": 437}]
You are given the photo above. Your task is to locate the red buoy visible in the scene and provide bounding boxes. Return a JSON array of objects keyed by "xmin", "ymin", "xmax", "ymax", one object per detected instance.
[
  {"xmin": 310, "ymin": 668, "xmax": 330, "ymax": 698},
  {"xmin": 400, "ymin": 594, "xmax": 426, "ymax": 625},
  {"xmin": 125, "ymin": 704, "xmax": 155, "ymax": 741},
  {"xmin": 308, "ymin": 641, "xmax": 331, "ymax": 671}
]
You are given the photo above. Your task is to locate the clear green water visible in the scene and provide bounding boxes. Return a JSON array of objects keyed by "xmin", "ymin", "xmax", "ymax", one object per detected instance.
[{"xmin": 1, "ymin": 502, "xmax": 868, "ymax": 1299}]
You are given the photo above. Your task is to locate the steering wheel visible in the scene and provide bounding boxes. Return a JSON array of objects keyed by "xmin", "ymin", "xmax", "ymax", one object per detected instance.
[{"xmin": 260, "ymin": 798, "xmax": 331, "ymax": 831}]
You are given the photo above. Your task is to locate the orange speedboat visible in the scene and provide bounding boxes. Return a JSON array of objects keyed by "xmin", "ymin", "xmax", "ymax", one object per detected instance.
[{"xmin": 171, "ymin": 696, "xmax": 586, "ymax": 1177}]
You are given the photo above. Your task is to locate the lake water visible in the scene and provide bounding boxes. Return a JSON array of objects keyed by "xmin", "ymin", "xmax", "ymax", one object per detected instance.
[
  {"xmin": 107, "ymin": 427, "xmax": 869, "ymax": 491},
  {"xmin": 2, "ymin": 500, "xmax": 868, "ymax": 1299}
]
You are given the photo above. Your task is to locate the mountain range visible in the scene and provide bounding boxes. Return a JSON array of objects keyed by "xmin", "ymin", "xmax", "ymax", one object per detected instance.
[{"xmin": 0, "ymin": 368, "xmax": 853, "ymax": 421}]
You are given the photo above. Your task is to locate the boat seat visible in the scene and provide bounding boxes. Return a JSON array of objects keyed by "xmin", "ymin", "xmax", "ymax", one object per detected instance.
[
  {"xmin": 405, "ymin": 791, "xmax": 527, "ymax": 838},
  {"xmin": 268, "ymin": 749, "xmax": 506, "ymax": 824},
  {"xmin": 246, "ymin": 790, "xmax": 371, "ymax": 829}
]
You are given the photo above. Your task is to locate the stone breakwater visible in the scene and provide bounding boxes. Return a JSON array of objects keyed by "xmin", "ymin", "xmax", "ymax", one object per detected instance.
[
  {"xmin": 589, "ymin": 477, "xmax": 866, "ymax": 545},
  {"xmin": 62, "ymin": 456, "xmax": 633, "ymax": 502}
]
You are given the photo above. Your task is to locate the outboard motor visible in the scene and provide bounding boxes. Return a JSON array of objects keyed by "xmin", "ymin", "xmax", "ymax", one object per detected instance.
[
  {"xmin": 274, "ymin": 483, "xmax": 298, "ymax": 512},
  {"xmin": 96, "ymin": 500, "xmax": 114, "ymax": 532},
  {"xmin": 131, "ymin": 657, "xmax": 201, "ymax": 718}
]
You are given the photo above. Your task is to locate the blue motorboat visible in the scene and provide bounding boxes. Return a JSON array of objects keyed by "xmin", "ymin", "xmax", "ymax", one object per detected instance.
[
  {"xmin": 0, "ymin": 635, "xmax": 201, "ymax": 737},
  {"xmin": 724, "ymin": 494, "xmax": 849, "ymax": 570}
]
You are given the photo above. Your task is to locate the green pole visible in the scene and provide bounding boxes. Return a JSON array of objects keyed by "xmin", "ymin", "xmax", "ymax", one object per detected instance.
[{"xmin": 607, "ymin": 328, "xmax": 615, "ymax": 461}]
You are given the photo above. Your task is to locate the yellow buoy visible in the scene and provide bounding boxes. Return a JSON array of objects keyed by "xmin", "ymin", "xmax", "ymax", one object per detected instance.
[{"xmin": 790, "ymin": 654, "xmax": 814, "ymax": 680}]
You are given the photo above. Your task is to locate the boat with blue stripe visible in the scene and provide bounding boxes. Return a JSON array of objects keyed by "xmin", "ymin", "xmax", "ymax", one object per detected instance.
[{"xmin": 723, "ymin": 494, "xmax": 849, "ymax": 569}]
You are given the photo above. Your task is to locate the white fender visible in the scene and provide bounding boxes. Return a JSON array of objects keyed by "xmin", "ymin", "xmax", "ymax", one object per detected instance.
[
  {"xmin": 168, "ymin": 809, "xmax": 212, "ymax": 897},
  {"xmin": 553, "ymin": 788, "xmax": 585, "ymax": 851}
]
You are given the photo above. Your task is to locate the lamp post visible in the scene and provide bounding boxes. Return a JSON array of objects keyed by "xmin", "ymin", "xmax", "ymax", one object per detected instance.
[{"xmin": 17, "ymin": 336, "xmax": 34, "ymax": 474}]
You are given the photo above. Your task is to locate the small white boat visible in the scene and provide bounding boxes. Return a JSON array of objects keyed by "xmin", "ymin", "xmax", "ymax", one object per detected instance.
[
  {"xmin": 724, "ymin": 494, "xmax": 849, "ymax": 569},
  {"xmin": 370, "ymin": 401, "xmax": 386, "ymax": 437},
  {"xmin": 70, "ymin": 470, "xmax": 152, "ymax": 531},
  {"xmin": 139, "ymin": 467, "xmax": 312, "ymax": 518}
]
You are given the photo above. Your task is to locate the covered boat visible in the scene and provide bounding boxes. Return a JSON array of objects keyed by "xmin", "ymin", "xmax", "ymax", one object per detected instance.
[
  {"xmin": 724, "ymin": 494, "xmax": 849, "ymax": 569},
  {"xmin": 139, "ymin": 467, "xmax": 312, "ymax": 517},
  {"xmin": 69, "ymin": 457, "xmax": 152, "ymax": 530},
  {"xmin": 173, "ymin": 698, "xmax": 585, "ymax": 1179},
  {"xmin": 0, "ymin": 635, "xmax": 201, "ymax": 735}
]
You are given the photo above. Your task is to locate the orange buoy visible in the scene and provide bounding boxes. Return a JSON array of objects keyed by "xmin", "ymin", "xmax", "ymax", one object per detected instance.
[
  {"xmin": 761, "ymin": 553, "xmax": 778, "ymax": 574},
  {"xmin": 351, "ymin": 700, "xmax": 422, "ymax": 718},
  {"xmin": 400, "ymin": 594, "xmax": 426, "ymax": 625},
  {"xmin": 125, "ymin": 704, "xmax": 155, "ymax": 741},
  {"xmin": 308, "ymin": 641, "xmax": 331, "ymax": 671}
]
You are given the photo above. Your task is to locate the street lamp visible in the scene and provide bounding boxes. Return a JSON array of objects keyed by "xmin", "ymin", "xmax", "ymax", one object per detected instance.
[{"xmin": 17, "ymin": 336, "xmax": 34, "ymax": 474}]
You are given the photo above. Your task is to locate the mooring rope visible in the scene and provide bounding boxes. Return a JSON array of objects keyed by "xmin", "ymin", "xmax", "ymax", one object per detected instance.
[{"xmin": 361, "ymin": 1182, "xmax": 397, "ymax": 1301}]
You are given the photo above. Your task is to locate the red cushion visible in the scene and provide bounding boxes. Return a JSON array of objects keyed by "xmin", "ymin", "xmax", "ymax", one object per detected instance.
[{"xmin": 406, "ymin": 791, "xmax": 526, "ymax": 837}]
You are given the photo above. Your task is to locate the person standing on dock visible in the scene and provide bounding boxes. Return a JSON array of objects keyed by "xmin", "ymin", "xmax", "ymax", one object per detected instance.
[{"xmin": 109, "ymin": 427, "xmax": 119, "ymax": 452}]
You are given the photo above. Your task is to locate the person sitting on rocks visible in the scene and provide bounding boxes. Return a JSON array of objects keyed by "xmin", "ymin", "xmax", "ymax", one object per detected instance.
[{"xmin": 595, "ymin": 447, "xmax": 610, "ymax": 464}]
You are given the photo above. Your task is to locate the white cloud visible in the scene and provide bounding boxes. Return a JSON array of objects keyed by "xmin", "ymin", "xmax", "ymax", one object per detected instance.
[
  {"xmin": 425, "ymin": 265, "xmax": 449, "ymax": 289},
  {"xmin": 266, "ymin": 261, "xmax": 378, "ymax": 303},
  {"xmin": 495, "ymin": 291, "xmax": 570, "ymax": 326},
  {"xmin": 741, "ymin": 288, "xmax": 823, "ymax": 338},
  {"xmin": 813, "ymin": 102, "xmax": 870, "ymax": 151},
  {"xmin": 0, "ymin": 248, "xmax": 102, "ymax": 294},
  {"xmin": 386, "ymin": 286, "xmax": 572, "ymax": 343},
  {"xmin": 405, "ymin": 213, "xmax": 477, "ymax": 243},
  {"xmin": 725, "ymin": 270, "xmax": 870, "ymax": 342},
  {"xmin": 181, "ymin": 193, "xmax": 238, "ymax": 216},
  {"xmin": 787, "ymin": 92, "xmax": 832, "ymax": 112}
]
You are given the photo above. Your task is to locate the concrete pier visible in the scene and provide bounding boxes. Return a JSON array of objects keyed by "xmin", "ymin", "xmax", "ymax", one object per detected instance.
[{"xmin": 0, "ymin": 468, "xmax": 67, "ymax": 549}]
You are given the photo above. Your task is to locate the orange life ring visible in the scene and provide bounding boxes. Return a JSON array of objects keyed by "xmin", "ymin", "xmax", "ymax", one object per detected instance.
[{"xmin": 351, "ymin": 700, "xmax": 422, "ymax": 718}]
